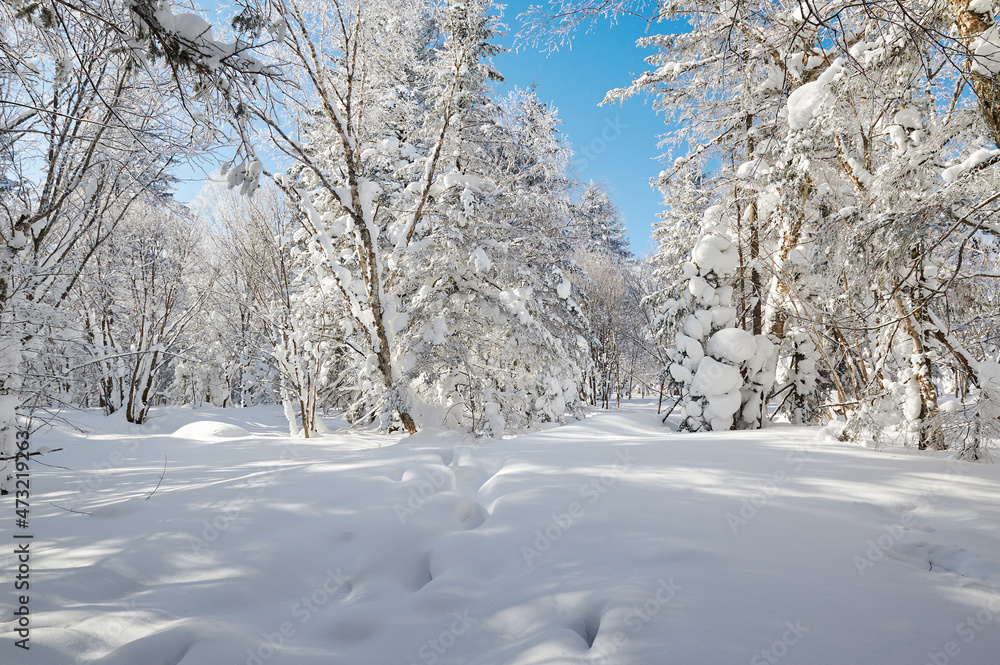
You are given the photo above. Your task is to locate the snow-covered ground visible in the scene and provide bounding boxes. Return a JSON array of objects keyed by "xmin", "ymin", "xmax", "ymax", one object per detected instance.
[{"xmin": 2, "ymin": 401, "xmax": 999, "ymax": 665}]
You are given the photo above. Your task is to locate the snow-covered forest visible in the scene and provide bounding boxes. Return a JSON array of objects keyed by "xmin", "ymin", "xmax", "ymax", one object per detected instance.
[
  {"xmin": 1, "ymin": 0, "xmax": 656, "ymax": 459},
  {"xmin": 2, "ymin": 0, "xmax": 1000, "ymax": 660},
  {"xmin": 3, "ymin": 0, "xmax": 1000, "ymax": 469}
]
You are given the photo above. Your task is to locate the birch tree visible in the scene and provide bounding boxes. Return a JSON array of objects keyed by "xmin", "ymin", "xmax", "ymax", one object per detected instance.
[
  {"xmin": 529, "ymin": 0, "xmax": 1000, "ymax": 454},
  {"xmin": 256, "ymin": 0, "xmax": 592, "ymax": 434}
]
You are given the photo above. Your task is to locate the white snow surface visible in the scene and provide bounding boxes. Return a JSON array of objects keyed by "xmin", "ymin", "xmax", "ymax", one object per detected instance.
[
  {"xmin": 171, "ymin": 421, "xmax": 252, "ymax": 440},
  {"xmin": 690, "ymin": 356, "xmax": 743, "ymax": 397},
  {"xmin": 972, "ymin": 24, "xmax": 1000, "ymax": 77},
  {"xmin": 691, "ymin": 234, "xmax": 739, "ymax": 278},
  {"xmin": 786, "ymin": 58, "xmax": 845, "ymax": 130},
  {"xmin": 942, "ymin": 147, "xmax": 1000, "ymax": 183},
  {"xmin": 3, "ymin": 403, "xmax": 1000, "ymax": 664},
  {"xmin": 556, "ymin": 278, "xmax": 572, "ymax": 300},
  {"xmin": 706, "ymin": 328, "xmax": 758, "ymax": 364}
]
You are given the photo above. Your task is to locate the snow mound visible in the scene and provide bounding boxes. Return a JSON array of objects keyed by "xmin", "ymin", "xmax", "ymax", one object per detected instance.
[
  {"xmin": 786, "ymin": 57, "xmax": 844, "ymax": 130},
  {"xmin": 942, "ymin": 147, "xmax": 1000, "ymax": 183},
  {"xmin": 10, "ymin": 402, "xmax": 1000, "ymax": 664},
  {"xmin": 972, "ymin": 24, "xmax": 1000, "ymax": 77},
  {"xmin": 890, "ymin": 542, "xmax": 1000, "ymax": 582},
  {"xmin": 171, "ymin": 421, "xmax": 251, "ymax": 439},
  {"xmin": 706, "ymin": 328, "xmax": 758, "ymax": 363}
]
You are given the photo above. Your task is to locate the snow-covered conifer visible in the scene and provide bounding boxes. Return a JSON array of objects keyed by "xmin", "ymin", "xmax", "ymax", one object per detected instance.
[{"xmin": 667, "ymin": 207, "xmax": 765, "ymax": 431}]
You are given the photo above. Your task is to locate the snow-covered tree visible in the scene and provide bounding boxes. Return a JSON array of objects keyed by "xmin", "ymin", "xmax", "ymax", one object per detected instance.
[
  {"xmin": 251, "ymin": 0, "xmax": 592, "ymax": 435},
  {"xmin": 0, "ymin": 5, "xmax": 182, "ymax": 488},
  {"xmin": 575, "ymin": 250, "xmax": 661, "ymax": 408},
  {"xmin": 204, "ymin": 179, "xmax": 348, "ymax": 436},
  {"xmin": 576, "ymin": 182, "xmax": 631, "ymax": 258},
  {"xmin": 74, "ymin": 199, "xmax": 210, "ymax": 423},
  {"xmin": 0, "ymin": 0, "xmax": 282, "ymax": 488},
  {"xmin": 543, "ymin": 0, "xmax": 1000, "ymax": 454},
  {"xmin": 663, "ymin": 206, "xmax": 771, "ymax": 431}
]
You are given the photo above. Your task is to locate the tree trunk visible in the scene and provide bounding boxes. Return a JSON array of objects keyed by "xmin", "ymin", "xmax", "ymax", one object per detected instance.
[
  {"xmin": 742, "ymin": 173, "xmax": 814, "ymax": 429},
  {"xmin": 952, "ymin": 0, "xmax": 1000, "ymax": 146},
  {"xmin": 1, "ymin": 250, "xmax": 25, "ymax": 493},
  {"xmin": 893, "ymin": 293, "xmax": 945, "ymax": 450},
  {"xmin": 0, "ymin": 390, "xmax": 19, "ymax": 494},
  {"xmin": 749, "ymin": 209, "xmax": 763, "ymax": 336}
]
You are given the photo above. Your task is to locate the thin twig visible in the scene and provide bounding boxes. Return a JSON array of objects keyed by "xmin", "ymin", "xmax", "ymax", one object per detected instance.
[
  {"xmin": 146, "ymin": 456, "xmax": 167, "ymax": 501},
  {"xmin": 49, "ymin": 502, "xmax": 92, "ymax": 516},
  {"xmin": 30, "ymin": 458, "xmax": 71, "ymax": 470},
  {"xmin": 661, "ymin": 396, "xmax": 684, "ymax": 423},
  {"xmin": 0, "ymin": 448, "xmax": 64, "ymax": 462}
]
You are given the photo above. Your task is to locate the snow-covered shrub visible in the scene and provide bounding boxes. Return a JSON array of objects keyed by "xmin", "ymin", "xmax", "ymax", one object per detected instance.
[
  {"xmin": 944, "ymin": 359, "xmax": 1000, "ymax": 461},
  {"xmin": 393, "ymin": 170, "xmax": 590, "ymax": 436},
  {"xmin": 666, "ymin": 207, "xmax": 768, "ymax": 431},
  {"xmin": 778, "ymin": 329, "xmax": 824, "ymax": 424}
]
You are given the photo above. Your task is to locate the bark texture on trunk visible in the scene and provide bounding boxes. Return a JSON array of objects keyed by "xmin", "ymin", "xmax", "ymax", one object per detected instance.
[
  {"xmin": 952, "ymin": 0, "xmax": 1000, "ymax": 146},
  {"xmin": 893, "ymin": 293, "xmax": 945, "ymax": 451}
]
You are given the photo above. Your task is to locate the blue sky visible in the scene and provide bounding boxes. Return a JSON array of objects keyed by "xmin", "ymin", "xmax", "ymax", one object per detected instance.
[
  {"xmin": 493, "ymin": 3, "xmax": 673, "ymax": 257},
  {"xmin": 176, "ymin": 1, "xmax": 674, "ymax": 257},
  {"xmin": 493, "ymin": 3, "xmax": 676, "ymax": 257}
]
